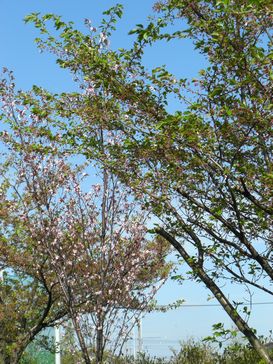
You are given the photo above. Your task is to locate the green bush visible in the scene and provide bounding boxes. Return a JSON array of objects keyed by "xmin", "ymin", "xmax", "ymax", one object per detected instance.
[
  {"xmin": 20, "ymin": 348, "xmax": 54, "ymax": 364},
  {"xmin": 171, "ymin": 340, "xmax": 219, "ymax": 364},
  {"xmin": 220, "ymin": 342, "xmax": 262, "ymax": 364},
  {"xmin": 19, "ymin": 339, "xmax": 273, "ymax": 364}
]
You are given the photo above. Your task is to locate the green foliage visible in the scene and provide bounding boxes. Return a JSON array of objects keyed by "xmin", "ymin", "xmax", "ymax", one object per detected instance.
[
  {"xmin": 18, "ymin": 338, "xmax": 273, "ymax": 364},
  {"xmin": 203, "ymin": 323, "xmax": 239, "ymax": 348},
  {"xmin": 14, "ymin": 1, "xmax": 273, "ymax": 363},
  {"xmin": 20, "ymin": 345, "xmax": 54, "ymax": 364}
]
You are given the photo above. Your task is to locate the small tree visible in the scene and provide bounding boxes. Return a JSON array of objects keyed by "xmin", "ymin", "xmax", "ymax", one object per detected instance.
[{"xmin": 0, "ymin": 70, "xmax": 170, "ymax": 364}]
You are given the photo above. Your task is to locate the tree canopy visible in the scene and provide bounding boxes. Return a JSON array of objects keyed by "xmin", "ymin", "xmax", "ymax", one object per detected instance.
[
  {"xmin": 1, "ymin": 0, "xmax": 272, "ymax": 363},
  {"xmin": 0, "ymin": 69, "xmax": 170, "ymax": 364}
]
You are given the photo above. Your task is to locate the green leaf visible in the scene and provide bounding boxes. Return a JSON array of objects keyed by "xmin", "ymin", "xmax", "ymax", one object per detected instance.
[{"xmin": 24, "ymin": 13, "xmax": 40, "ymax": 24}]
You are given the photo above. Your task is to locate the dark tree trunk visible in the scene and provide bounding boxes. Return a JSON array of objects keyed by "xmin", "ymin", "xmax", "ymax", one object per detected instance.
[
  {"xmin": 96, "ymin": 314, "xmax": 104, "ymax": 364},
  {"xmin": 157, "ymin": 228, "xmax": 273, "ymax": 364}
]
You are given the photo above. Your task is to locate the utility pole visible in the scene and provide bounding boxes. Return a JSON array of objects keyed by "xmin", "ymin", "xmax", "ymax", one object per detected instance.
[
  {"xmin": 137, "ymin": 317, "xmax": 142, "ymax": 353},
  {"xmin": 55, "ymin": 325, "xmax": 61, "ymax": 364},
  {"xmin": 133, "ymin": 325, "xmax": 136, "ymax": 360}
]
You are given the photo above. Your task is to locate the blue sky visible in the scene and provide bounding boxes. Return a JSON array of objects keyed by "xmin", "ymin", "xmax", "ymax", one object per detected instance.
[
  {"xmin": 1, "ymin": 0, "xmax": 272, "ymax": 356},
  {"xmin": 1, "ymin": 0, "xmax": 202, "ymax": 92}
]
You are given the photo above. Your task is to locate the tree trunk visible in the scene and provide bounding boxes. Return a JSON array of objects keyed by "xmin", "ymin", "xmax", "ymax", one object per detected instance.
[
  {"xmin": 96, "ymin": 314, "xmax": 104, "ymax": 364},
  {"xmin": 157, "ymin": 228, "xmax": 273, "ymax": 364},
  {"xmin": 71, "ymin": 314, "xmax": 92, "ymax": 364}
]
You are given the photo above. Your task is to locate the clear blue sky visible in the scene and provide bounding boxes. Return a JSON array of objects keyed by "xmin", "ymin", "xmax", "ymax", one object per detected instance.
[{"xmin": 1, "ymin": 0, "xmax": 272, "ymax": 356}]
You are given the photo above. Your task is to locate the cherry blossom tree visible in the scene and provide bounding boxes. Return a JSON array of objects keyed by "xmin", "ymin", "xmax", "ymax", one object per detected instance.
[{"xmin": 0, "ymin": 69, "xmax": 170, "ymax": 364}]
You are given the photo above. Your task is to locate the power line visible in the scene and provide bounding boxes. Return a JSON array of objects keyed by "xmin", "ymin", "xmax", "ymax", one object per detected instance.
[
  {"xmin": 111, "ymin": 301, "xmax": 273, "ymax": 312},
  {"xmin": 157, "ymin": 302, "xmax": 273, "ymax": 309}
]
